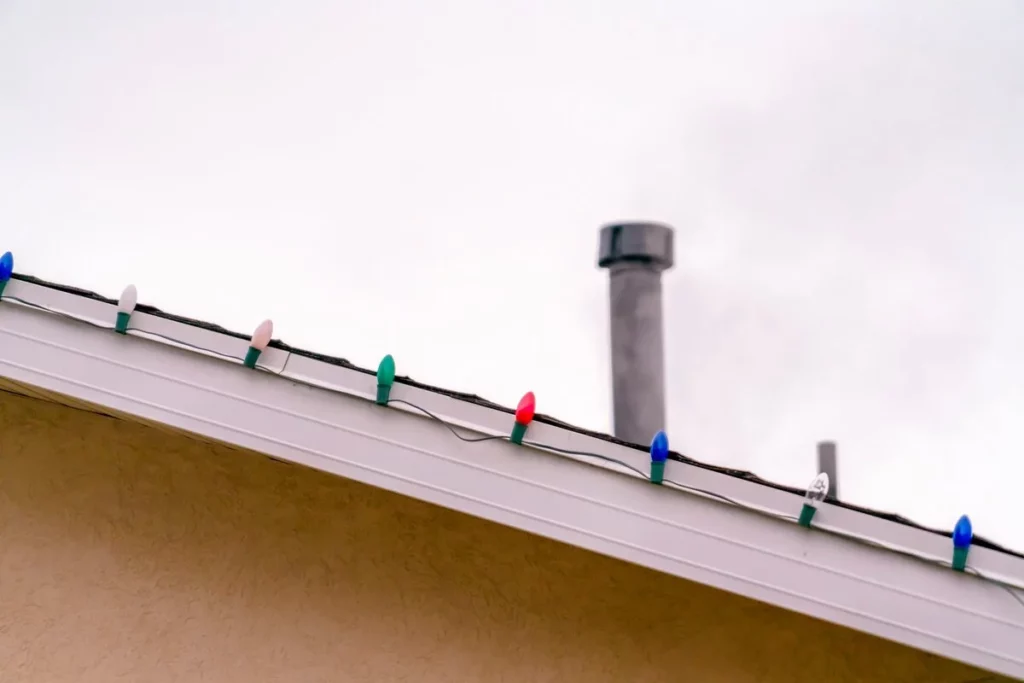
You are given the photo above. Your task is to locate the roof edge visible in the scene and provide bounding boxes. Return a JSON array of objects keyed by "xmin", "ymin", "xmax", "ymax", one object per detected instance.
[
  {"xmin": 1, "ymin": 275, "xmax": 1023, "ymax": 678},
  {"xmin": 9, "ymin": 272, "xmax": 1021, "ymax": 558}
]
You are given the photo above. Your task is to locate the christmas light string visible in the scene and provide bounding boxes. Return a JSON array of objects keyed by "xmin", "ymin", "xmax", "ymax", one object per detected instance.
[{"xmin": 1, "ymin": 281, "xmax": 1023, "ymax": 611}]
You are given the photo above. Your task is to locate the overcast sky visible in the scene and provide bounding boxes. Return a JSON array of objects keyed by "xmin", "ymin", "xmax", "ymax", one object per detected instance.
[{"xmin": 2, "ymin": 1, "xmax": 1022, "ymax": 550}]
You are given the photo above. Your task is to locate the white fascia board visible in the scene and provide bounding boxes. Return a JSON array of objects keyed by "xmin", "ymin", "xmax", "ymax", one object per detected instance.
[{"xmin": 1, "ymin": 278, "xmax": 1023, "ymax": 679}]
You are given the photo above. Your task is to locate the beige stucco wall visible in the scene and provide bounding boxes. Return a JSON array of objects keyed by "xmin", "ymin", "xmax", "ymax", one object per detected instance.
[{"xmin": 0, "ymin": 391, "xmax": 999, "ymax": 683}]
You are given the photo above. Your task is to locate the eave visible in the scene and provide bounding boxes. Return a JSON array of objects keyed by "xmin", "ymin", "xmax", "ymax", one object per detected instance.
[{"xmin": 1, "ymin": 277, "xmax": 1022, "ymax": 679}]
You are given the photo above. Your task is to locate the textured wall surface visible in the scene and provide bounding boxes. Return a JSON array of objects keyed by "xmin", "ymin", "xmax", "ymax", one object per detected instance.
[{"xmin": 0, "ymin": 391, "xmax": 999, "ymax": 683}]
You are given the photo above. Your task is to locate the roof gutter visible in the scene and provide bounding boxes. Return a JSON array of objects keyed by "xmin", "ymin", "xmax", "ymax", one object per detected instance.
[{"xmin": 0, "ymin": 278, "xmax": 1022, "ymax": 679}]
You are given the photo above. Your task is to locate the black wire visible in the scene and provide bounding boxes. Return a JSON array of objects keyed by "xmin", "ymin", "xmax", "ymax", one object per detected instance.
[
  {"xmin": 127, "ymin": 326, "xmax": 244, "ymax": 363},
  {"xmin": 388, "ymin": 398, "xmax": 506, "ymax": 443},
  {"xmin": 389, "ymin": 398, "xmax": 649, "ymax": 477},
  {"xmin": 664, "ymin": 477, "xmax": 752, "ymax": 509},
  {"xmin": 0, "ymin": 296, "xmax": 302, "ymax": 377},
  {"xmin": 258, "ymin": 351, "xmax": 293, "ymax": 376},
  {"xmin": 968, "ymin": 567, "xmax": 1024, "ymax": 609},
  {"xmin": 521, "ymin": 439, "xmax": 648, "ymax": 478},
  {"xmin": 390, "ymin": 402, "xmax": 759, "ymax": 507},
  {"xmin": 4, "ymin": 291, "xmax": 1024, "ymax": 611},
  {"xmin": 1, "ymin": 295, "xmax": 111, "ymax": 330}
]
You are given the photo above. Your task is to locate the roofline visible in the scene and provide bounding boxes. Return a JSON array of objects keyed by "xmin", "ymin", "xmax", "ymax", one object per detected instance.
[
  {"xmin": 11, "ymin": 274, "xmax": 1019, "ymax": 558},
  {"xmin": 1, "ymin": 277, "xmax": 1023, "ymax": 678}
]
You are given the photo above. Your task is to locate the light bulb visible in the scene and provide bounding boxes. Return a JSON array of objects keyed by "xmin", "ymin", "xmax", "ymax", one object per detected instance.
[
  {"xmin": 0, "ymin": 251, "xmax": 13, "ymax": 297},
  {"xmin": 243, "ymin": 319, "xmax": 273, "ymax": 368},
  {"xmin": 0, "ymin": 251, "xmax": 12, "ymax": 281},
  {"xmin": 250, "ymin": 320, "xmax": 273, "ymax": 351},
  {"xmin": 377, "ymin": 354, "xmax": 396, "ymax": 385},
  {"xmin": 649, "ymin": 431, "xmax": 669, "ymax": 463},
  {"xmin": 376, "ymin": 354, "xmax": 396, "ymax": 405},
  {"xmin": 953, "ymin": 515, "xmax": 972, "ymax": 549},
  {"xmin": 648, "ymin": 430, "xmax": 669, "ymax": 484},
  {"xmin": 114, "ymin": 284, "xmax": 138, "ymax": 334},
  {"xmin": 515, "ymin": 392, "xmax": 536, "ymax": 425},
  {"xmin": 951, "ymin": 514, "xmax": 973, "ymax": 572},
  {"xmin": 118, "ymin": 284, "xmax": 138, "ymax": 314},
  {"xmin": 798, "ymin": 472, "xmax": 830, "ymax": 528},
  {"xmin": 509, "ymin": 391, "xmax": 535, "ymax": 444},
  {"xmin": 804, "ymin": 472, "xmax": 830, "ymax": 509}
]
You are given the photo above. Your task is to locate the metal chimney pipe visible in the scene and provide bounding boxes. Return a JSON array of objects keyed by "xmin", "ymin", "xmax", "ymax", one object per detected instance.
[
  {"xmin": 817, "ymin": 441, "xmax": 839, "ymax": 501},
  {"xmin": 597, "ymin": 222, "xmax": 675, "ymax": 444}
]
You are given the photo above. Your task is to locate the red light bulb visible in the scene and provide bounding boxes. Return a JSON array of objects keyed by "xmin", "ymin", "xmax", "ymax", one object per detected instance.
[
  {"xmin": 510, "ymin": 392, "xmax": 535, "ymax": 445},
  {"xmin": 515, "ymin": 392, "xmax": 535, "ymax": 425}
]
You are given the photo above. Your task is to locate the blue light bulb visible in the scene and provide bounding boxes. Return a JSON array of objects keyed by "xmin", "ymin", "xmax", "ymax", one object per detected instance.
[
  {"xmin": 952, "ymin": 515, "xmax": 973, "ymax": 549},
  {"xmin": 0, "ymin": 251, "xmax": 12, "ymax": 281},
  {"xmin": 650, "ymin": 430, "xmax": 669, "ymax": 463}
]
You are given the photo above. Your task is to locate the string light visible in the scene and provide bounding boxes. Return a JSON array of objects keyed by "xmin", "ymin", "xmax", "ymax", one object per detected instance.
[
  {"xmin": 244, "ymin": 319, "xmax": 273, "ymax": 369},
  {"xmin": 952, "ymin": 514, "xmax": 973, "ymax": 572},
  {"xmin": 376, "ymin": 354, "xmax": 396, "ymax": 405},
  {"xmin": 0, "ymin": 251, "xmax": 13, "ymax": 298},
  {"xmin": 3, "ymin": 285, "xmax": 1023, "ymax": 613},
  {"xmin": 649, "ymin": 430, "xmax": 668, "ymax": 484},
  {"xmin": 799, "ymin": 472, "xmax": 830, "ymax": 528},
  {"xmin": 510, "ymin": 391, "xmax": 535, "ymax": 444},
  {"xmin": 115, "ymin": 285, "xmax": 138, "ymax": 334}
]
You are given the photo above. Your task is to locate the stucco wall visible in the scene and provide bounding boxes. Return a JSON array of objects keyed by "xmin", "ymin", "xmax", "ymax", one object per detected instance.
[{"xmin": 0, "ymin": 391, "xmax": 998, "ymax": 683}]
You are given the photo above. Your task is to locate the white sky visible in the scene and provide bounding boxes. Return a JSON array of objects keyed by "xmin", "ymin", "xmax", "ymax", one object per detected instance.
[{"xmin": 2, "ymin": 1, "xmax": 1022, "ymax": 550}]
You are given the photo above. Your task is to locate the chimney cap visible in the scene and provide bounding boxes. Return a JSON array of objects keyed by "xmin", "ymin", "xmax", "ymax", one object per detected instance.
[{"xmin": 598, "ymin": 221, "xmax": 675, "ymax": 270}]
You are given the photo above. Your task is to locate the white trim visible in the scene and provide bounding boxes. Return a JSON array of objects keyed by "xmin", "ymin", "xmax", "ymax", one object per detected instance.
[{"xmin": 1, "ymin": 278, "xmax": 1023, "ymax": 679}]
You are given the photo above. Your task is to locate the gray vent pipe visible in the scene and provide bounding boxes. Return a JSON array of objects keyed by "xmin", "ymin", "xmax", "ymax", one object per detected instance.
[{"xmin": 597, "ymin": 222, "xmax": 675, "ymax": 445}]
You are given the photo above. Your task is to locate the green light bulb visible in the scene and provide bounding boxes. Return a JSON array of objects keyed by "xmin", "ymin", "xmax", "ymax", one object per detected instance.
[{"xmin": 376, "ymin": 354, "xmax": 396, "ymax": 405}]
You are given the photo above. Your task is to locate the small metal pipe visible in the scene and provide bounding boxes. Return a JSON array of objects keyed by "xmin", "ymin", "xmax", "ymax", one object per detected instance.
[{"xmin": 597, "ymin": 222, "xmax": 675, "ymax": 445}]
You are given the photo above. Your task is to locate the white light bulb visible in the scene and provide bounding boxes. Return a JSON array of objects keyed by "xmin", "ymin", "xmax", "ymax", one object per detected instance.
[
  {"xmin": 118, "ymin": 284, "xmax": 138, "ymax": 314},
  {"xmin": 250, "ymin": 319, "xmax": 273, "ymax": 351},
  {"xmin": 805, "ymin": 472, "xmax": 830, "ymax": 508}
]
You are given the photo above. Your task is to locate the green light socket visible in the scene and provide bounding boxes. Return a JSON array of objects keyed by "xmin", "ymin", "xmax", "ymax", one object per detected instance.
[
  {"xmin": 952, "ymin": 545, "xmax": 969, "ymax": 572},
  {"xmin": 798, "ymin": 503, "xmax": 817, "ymax": 528},
  {"xmin": 510, "ymin": 421, "xmax": 527, "ymax": 445},
  {"xmin": 243, "ymin": 346, "xmax": 261, "ymax": 369},
  {"xmin": 115, "ymin": 311, "xmax": 131, "ymax": 334}
]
